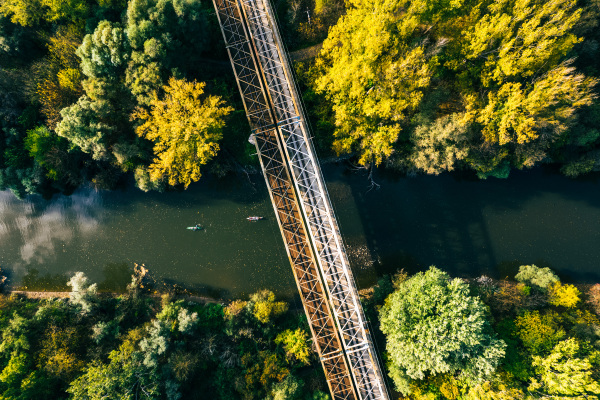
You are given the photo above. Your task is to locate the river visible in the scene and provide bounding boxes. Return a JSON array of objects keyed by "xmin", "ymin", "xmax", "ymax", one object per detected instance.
[{"xmin": 1, "ymin": 164, "xmax": 599, "ymax": 299}]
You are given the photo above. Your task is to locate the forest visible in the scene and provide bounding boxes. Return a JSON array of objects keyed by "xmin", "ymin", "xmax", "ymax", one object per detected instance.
[
  {"xmin": 1, "ymin": 0, "xmax": 599, "ymax": 199},
  {"xmin": 0, "ymin": 264, "xmax": 599, "ymax": 399}
]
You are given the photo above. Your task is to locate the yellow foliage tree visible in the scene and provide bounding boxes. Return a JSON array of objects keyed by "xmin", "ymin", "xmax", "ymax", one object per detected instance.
[
  {"xmin": 317, "ymin": 0, "xmax": 597, "ymax": 175},
  {"xmin": 548, "ymin": 282, "xmax": 581, "ymax": 308},
  {"xmin": 514, "ymin": 310, "xmax": 565, "ymax": 355},
  {"xmin": 134, "ymin": 77, "xmax": 233, "ymax": 188},
  {"xmin": 36, "ymin": 26, "xmax": 83, "ymax": 129},
  {"xmin": 37, "ymin": 326, "xmax": 85, "ymax": 381},
  {"xmin": 250, "ymin": 289, "xmax": 289, "ymax": 324},
  {"xmin": 275, "ymin": 328, "xmax": 312, "ymax": 365},
  {"xmin": 0, "ymin": 0, "xmax": 89, "ymax": 26},
  {"xmin": 316, "ymin": 0, "xmax": 433, "ymax": 166}
]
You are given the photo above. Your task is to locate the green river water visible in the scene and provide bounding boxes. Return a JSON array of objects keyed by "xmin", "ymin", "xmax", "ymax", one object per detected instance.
[{"xmin": 1, "ymin": 164, "xmax": 599, "ymax": 299}]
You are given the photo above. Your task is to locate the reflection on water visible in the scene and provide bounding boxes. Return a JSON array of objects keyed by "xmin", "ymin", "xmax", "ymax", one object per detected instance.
[
  {"xmin": 0, "ymin": 175, "xmax": 295, "ymax": 298},
  {"xmin": 0, "ymin": 189, "xmax": 102, "ymax": 280},
  {"xmin": 1, "ymin": 165, "xmax": 599, "ymax": 299}
]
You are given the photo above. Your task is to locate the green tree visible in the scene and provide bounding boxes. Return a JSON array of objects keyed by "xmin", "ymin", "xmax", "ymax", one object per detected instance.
[
  {"xmin": 133, "ymin": 77, "xmax": 232, "ymax": 188},
  {"xmin": 514, "ymin": 265, "xmax": 559, "ymax": 290},
  {"xmin": 67, "ymin": 271, "xmax": 98, "ymax": 315},
  {"xmin": 68, "ymin": 329, "xmax": 160, "ymax": 400},
  {"xmin": 529, "ymin": 338, "xmax": 600, "ymax": 396},
  {"xmin": 268, "ymin": 374, "xmax": 304, "ymax": 400},
  {"xmin": 124, "ymin": 0, "xmax": 209, "ymax": 105},
  {"xmin": 379, "ymin": 267, "xmax": 506, "ymax": 395},
  {"xmin": 24, "ymin": 125, "xmax": 79, "ymax": 183},
  {"xmin": 66, "ymin": 18, "xmax": 143, "ymax": 179},
  {"xmin": 55, "ymin": 95, "xmax": 113, "ymax": 161},
  {"xmin": 77, "ymin": 20, "xmax": 129, "ymax": 80}
]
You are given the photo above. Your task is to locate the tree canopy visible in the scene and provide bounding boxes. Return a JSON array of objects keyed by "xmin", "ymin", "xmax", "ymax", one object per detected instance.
[
  {"xmin": 379, "ymin": 266, "xmax": 506, "ymax": 395},
  {"xmin": 134, "ymin": 77, "xmax": 232, "ymax": 188},
  {"xmin": 316, "ymin": 0, "xmax": 599, "ymax": 177}
]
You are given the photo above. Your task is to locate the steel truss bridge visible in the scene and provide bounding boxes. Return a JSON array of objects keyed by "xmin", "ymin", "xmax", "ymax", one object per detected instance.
[{"xmin": 212, "ymin": 0, "xmax": 390, "ymax": 398}]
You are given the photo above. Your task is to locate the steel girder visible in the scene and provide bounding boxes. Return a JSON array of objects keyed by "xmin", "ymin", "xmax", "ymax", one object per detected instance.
[
  {"xmin": 236, "ymin": 0, "xmax": 390, "ymax": 399},
  {"xmin": 212, "ymin": 0, "xmax": 356, "ymax": 398}
]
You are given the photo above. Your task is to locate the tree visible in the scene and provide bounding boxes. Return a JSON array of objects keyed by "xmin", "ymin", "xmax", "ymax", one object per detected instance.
[
  {"xmin": 249, "ymin": 289, "xmax": 289, "ymax": 324},
  {"xmin": 275, "ymin": 328, "xmax": 312, "ymax": 365},
  {"xmin": 77, "ymin": 20, "xmax": 129, "ymax": 80},
  {"xmin": 124, "ymin": 0, "xmax": 209, "ymax": 105},
  {"xmin": 35, "ymin": 26, "xmax": 83, "ymax": 129},
  {"xmin": 379, "ymin": 267, "xmax": 506, "ymax": 395},
  {"xmin": 24, "ymin": 125, "xmax": 78, "ymax": 183},
  {"xmin": 133, "ymin": 77, "xmax": 232, "ymax": 188},
  {"xmin": 0, "ymin": 0, "xmax": 45, "ymax": 26},
  {"xmin": 55, "ymin": 95, "xmax": 113, "ymax": 161},
  {"xmin": 514, "ymin": 311, "xmax": 565, "ymax": 356},
  {"xmin": 68, "ymin": 329, "xmax": 161, "ymax": 400},
  {"xmin": 529, "ymin": 338, "xmax": 600, "ymax": 396},
  {"xmin": 515, "ymin": 265, "xmax": 559, "ymax": 290},
  {"xmin": 316, "ymin": 4, "xmax": 433, "ymax": 165},
  {"xmin": 0, "ymin": 0, "xmax": 90, "ymax": 26},
  {"xmin": 409, "ymin": 114, "xmax": 470, "ymax": 174},
  {"xmin": 268, "ymin": 374, "xmax": 304, "ymax": 400},
  {"xmin": 64, "ymin": 19, "xmax": 143, "ymax": 179},
  {"xmin": 548, "ymin": 282, "xmax": 581, "ymax": 308},
  {"xmin": 587, "ymin": 284, "xmax": 600, "ymax": 315},
  {"xmin": 316, "ymin": 0, "xmax": 597, "ymax": 176}
]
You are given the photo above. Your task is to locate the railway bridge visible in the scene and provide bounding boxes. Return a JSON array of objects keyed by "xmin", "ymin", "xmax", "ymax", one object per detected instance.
[{"xmin": 212, "ymin": 0, "xmax": 390, "ymax": 398}]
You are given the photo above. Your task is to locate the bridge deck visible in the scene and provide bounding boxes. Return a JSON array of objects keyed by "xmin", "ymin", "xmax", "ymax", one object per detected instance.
[
  {"xmin": 212, "ymin": 1, "xmax": 355, "ymax": 398},
  {"xmin": 212, "ymin": 0, "xmax": 389, "ymax": 398}
]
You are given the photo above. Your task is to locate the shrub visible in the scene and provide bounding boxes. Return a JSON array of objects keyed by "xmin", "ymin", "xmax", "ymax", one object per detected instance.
[{"xmin": 67, "ymin": 272, "xmax": 98, "ymax": 315}]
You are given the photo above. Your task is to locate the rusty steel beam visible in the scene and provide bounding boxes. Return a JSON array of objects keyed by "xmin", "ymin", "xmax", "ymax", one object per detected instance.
[{"xmin": 211, "ymin": 0, "xmax": 356, "ymax": 398}]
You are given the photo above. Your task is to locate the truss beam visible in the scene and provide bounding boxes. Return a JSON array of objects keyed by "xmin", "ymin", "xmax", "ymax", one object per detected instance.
[
  {"xmin": 236, "ymin": 0, "xmax": 390, "ymax": 398},
  {"xmin": 212, "ymin": 0, "xmax": 356, "ymax": 398}
]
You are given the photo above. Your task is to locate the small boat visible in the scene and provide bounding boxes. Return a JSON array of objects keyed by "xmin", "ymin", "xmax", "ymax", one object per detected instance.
[
  {"xmin": 247, "ymin": 216, "xmax": 264, "ymax": 221},
  {"xmin": 186, "ymin": 224, "xmax": 204, "ymax": 231}
]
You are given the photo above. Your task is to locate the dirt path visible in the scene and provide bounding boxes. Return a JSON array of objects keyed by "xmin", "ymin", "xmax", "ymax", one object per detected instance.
[{"xmin": 7, "ymin": 290, "xmax": 222, "ymax": 304}]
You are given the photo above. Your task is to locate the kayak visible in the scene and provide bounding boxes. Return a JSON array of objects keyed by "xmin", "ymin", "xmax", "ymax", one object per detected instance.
[
  {"xmin": 247, "ymin": 216, "xmax": 264, "ymax": 221},
  {"xmin": 187, "ymin": 224, "xmax": 203, "ymax": 231}
]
